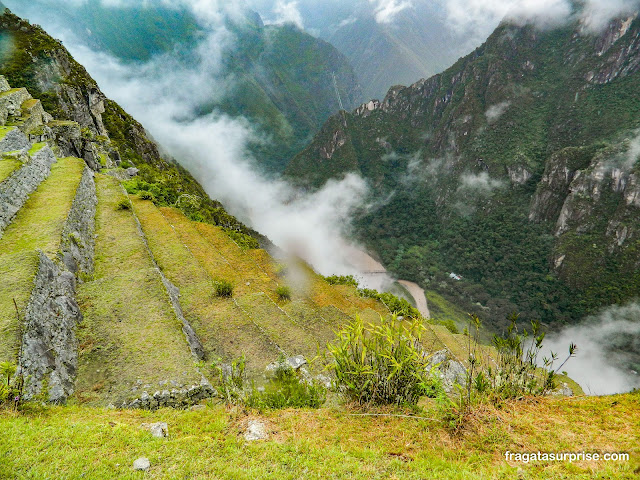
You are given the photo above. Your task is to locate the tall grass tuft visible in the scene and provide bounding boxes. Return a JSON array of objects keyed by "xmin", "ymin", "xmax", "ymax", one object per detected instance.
[{"xmin": 326, "ymin": 315, "xmax": 439, "ymax": 406}]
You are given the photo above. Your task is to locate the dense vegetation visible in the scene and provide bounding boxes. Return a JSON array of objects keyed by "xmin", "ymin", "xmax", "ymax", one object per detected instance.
[{"xmin": 288, "ymin": 16, "xmax": 640, "ymax": 333}]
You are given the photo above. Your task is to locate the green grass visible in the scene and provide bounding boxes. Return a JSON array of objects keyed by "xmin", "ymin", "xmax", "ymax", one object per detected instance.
[
  {"xmin": 74, "ymin": 175, "xmax": 201, "ymax": 406},
  {"xmin": 20, "ymin": 98, "xmax": 38, "ymax": 110},
  {"xmin": 0, "ymin": 156, "xmax": 84, "ymax": 362},
  {"xmin": 0, "ymin": 126, "xmax": 14, "ymax": 142},
  {"xmin": 236, "ymin": 292, "xmax": 320, "ymax": 359},
  {"xmin": 0, "ymin": 393, "xmax": 638, "ymax": 479},
  {"xmin": 27, "ymin": 142, "xmax": 46, "ymax": 156},
  {"xmin": 130, "ymin": 198, "xmax": 281, "ymax": 377},
  {"xmin": 0, "ymin": 155, "xmax": 21, "ymax": 183}
]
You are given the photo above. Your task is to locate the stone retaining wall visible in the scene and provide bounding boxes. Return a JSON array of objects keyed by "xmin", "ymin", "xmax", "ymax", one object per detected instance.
[
  {"xmin": 0, "ymin": 144, "xmax": 56, "ymax": 237},
  {"xmin": 59, "ymin": 166, "xmax": 97, "ymax": 276},
  {"xmin": 19, "ymin": 252, "xmax": 83, "ymax": 403}
]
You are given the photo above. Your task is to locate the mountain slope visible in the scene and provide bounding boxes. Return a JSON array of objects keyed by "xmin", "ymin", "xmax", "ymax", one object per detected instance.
[
  {"xmin": 0, "ymin": 12, "xmax": 515, "ymax": 408},
  {"xmin": 287, "ymin": 14, "xmax": 640, "ymax": 339},
  {"xmin": 326, "ymin": 8, "xmax": 464, "ymax": 100},
  {"xmin": 3, "ymin": 1, "xmax": 363, "ymax": 172}
]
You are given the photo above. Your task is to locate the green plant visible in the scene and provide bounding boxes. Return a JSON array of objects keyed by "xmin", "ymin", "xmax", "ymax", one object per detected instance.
[
  {"xmin": 357, "ymin": 288, "xmax": 421, "ymax": 318},
  {"xmin": 0, "ymin": 361, "xmax": 23, "ymax": 409},
  {"xmin": 487, "ymin": 313, "xmax": 577, "ymax": 398},
  {"xmin": 324, "ymin": 275, "xmax": 359, "ymax": 287},
  {"xmin": 210, "ymin": 356, "xmax": 246, "ymax": 406},
  {"xmin": 246, "ymin": 362, "xmax": 326, "ymax": 410},
  {"xmin": 442, "ymin": 313, "xmax": 578, "ymax": 431},
  {"xmin": 138, "ymin": 190, "xmax": 154, "ymax": 201},
  {"xmin": 276, "ymin": 285, "xmax": 291, "ymax": 301},
  {"xmin": 213, "ymin": 279, "xmax": 233, "ymax": 298},
  {"xmin": 440, "ymin": 319, "xmax": 459, "ymax": 334},
  {"xmin": 326, "ymin": 315, "xmax": 439, "ymax": 406},
  {"xmin": 115, "ymin": 198, "xmax": 131, "ymax": 210}
]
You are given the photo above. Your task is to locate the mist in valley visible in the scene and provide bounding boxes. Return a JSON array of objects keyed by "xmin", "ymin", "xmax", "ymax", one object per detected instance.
[
  {"xmin": 4, "ymin": 0, "xmax": 640, "ymax": 394},
  {"xmin": 542, "ymin": 303, "xmax": 640, "ymax": 395}
]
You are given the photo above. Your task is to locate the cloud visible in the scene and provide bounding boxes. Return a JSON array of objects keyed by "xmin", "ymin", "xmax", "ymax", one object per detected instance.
[
  {"xmin": 271, "ymin": 0, "xmax": 304, "ymax": 28},
  {"xmin": 49, "ymin": 14, "xmax": 379, "ymax": 285},
  {"xmin": 625, "ymin": 131, "xmax": 640, "ymax": 169},
  {"xmin": 580, "ymin": 0, "xmax": 640, "ymax": 32},
  {"xmin": 441, "ymin": 0, "xmax": 640, "ymax": 47},
  {"xmin": 369, "ymin": 0, "xmax": 413, "ymax": 24},
  {"xmin": 458, "ymin": 171, "xmax": 504, "ymax": 193},
  {"xmin": 541, "ymin": 302, "xmax": 640, "ymax": 395},
  {"xmin": 485, "ymin": 101, "xmax": 511, "ymax": 123}
]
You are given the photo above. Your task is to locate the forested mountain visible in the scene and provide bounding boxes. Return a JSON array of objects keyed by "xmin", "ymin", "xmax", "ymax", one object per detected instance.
[
  {"xmin": 4, "ymin": 0, "xmax": 362, "ymax": 172},
  {"xmin": 287, "ymin": 13, "xmax": 640, "ymax": 335}
]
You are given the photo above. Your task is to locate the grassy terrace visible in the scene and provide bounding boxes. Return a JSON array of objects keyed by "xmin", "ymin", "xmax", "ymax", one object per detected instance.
[
  {"xmin": 0, "ymin": 156, "xmax": 83, "ymax": 362},
  {"xmin": 74, "ymin": 176, "xmax": 201, "ymax": 406},
  {"xmin": 0, "ymin": 126, "xmax": 14, "ymax": 142},
  {"xmin": 236, "ymin": 292, "xmax": 319, "ymax": 359},
  {"xmin": 1, "ymin": 393, "xmax": 638, "ymax": 479},
  {"xmin": 20, "ymin": 98, "xmax": 38, "ymax": 110},
  {"xmin": 0, "ymin": 155, "xmax": 21, "ymax": 183},
  {"xmin": 129, "ymin": 198, "xmax": 281, "ymax": 377},
  {"xmin": 27, "ymin": 142, "xmax": 46, "ymax": 156}
]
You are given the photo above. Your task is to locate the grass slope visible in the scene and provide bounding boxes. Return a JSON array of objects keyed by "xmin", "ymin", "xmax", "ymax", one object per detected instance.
[
  {"xmin": 1, "ymin": 393, "xmax": 638, "ymax": 479},
  {"xmin": 129, "ymin": 197, "xmax": 281, "ymax": 377},
  {"xmin": 0, "ymin": 156, "xmax": 83, "ymax": 362},
  {"xmin": 74, "ymin": 175, "xmax": 200, "ymax": 406}
]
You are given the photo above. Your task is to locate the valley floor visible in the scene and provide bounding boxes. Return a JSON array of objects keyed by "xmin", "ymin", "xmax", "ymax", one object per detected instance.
[{"xmin": 1, "ymin": 393, "xmax": 638, "ymax": 479}]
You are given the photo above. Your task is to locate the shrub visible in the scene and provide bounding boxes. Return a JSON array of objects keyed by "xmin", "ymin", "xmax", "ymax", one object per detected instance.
[
  {"xmin": 326, "ymin": 315, "xmax": 440, "ymax": 406},
  {"xmin": 246, "ymin": 362, "xmax": 326, "ymax": 410},
  {"xmin": 276, "ymin": 285, "xmax": 291, "ymax": 301},
  {"xmin": 138, "ymin": 191, "xmax": 154, "ymax": 201},
  {"xmin": 115, "ymin": 198, "xmax": 131, "ymax": 210},
  {"xmin": 440, "ymin": 313, "xmax": 578, "ymax": 431},
  {"xmin": 0, "ymin": 361, "xmax": 23, "ymax": 409},
  {"xmin": 487, "ymin": 313, "xmax": 577, "ymax": 399},
  {"xmin": 213, "ymin": 279, "xmax": 233, "ymax": 298},
  {"xmin": 441, "ymin": 319, "xmax": 459, "ymax": 334},
  {"xmin": 224, "ymin": 228, "xmax": 259, "ymax": 250},
  {"xmin": 210, "ymin": 356, "xmax": 326, "ymax": 409},
  {"xmin": 324, "ymin": 275, "xmax": 359, "ymax": 287},
  {"xmin": 211, "ymin": 356, "xmax": 246, "ymax": 406},
  {"xmin": 358, "ymin": 288, "xmax": 421, "ymax": 318}
]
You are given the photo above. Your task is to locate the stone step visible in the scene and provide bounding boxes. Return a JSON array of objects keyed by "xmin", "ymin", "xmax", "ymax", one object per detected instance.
[
  {"xmin": 18, "ymin": 98, "xmax": 52, "ymax": 138},
  {"xmin": 74, "ymin": 175, "xmax": 203, "ymax": 406},
  {"xmin": 0, "ymin": 88, "xmax": 32, "ymax": 126},
  {"xmin": 47, "ymin": 120, "xmax": 82, "ymax": 158},
  {"xmin": 0, "ymin": 144, "xmax": 57, "ymax": 237},
  {"xmin": 0, "ymin": 75, "xmax": 10, "ymax": 94},
  {"xmin": 0, "ymin": 156, "xmax": 85, "ymax": 364}
]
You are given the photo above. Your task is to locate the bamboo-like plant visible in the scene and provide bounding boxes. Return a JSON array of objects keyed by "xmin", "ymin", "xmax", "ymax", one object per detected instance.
[{"xmin": 326, "ymin": 314, "xmax": 439, "ymax": 406}]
